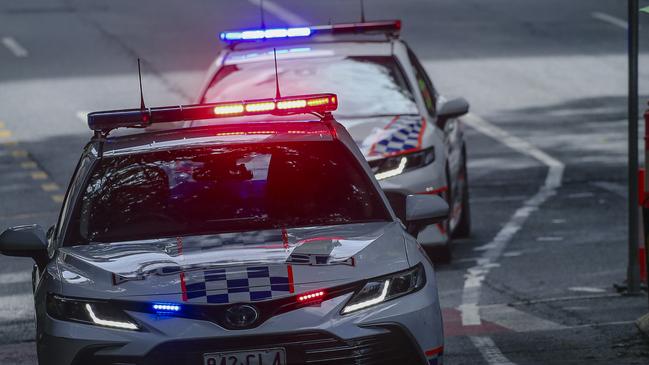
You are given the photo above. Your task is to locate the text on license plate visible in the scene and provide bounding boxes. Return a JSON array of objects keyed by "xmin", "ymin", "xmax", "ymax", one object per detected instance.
[{"xmin": 204, "ymin": 348, "xmax": 286, "ymax": 365}]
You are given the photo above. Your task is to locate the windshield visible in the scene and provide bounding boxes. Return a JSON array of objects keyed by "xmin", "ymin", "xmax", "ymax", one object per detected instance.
[
  {"xmin": 202, "ymin": 56, "xmax": 419, "ymax": 118},
  {"xmin": 67, "ymin": 141, "xmax": 391, "ymax": 244}
]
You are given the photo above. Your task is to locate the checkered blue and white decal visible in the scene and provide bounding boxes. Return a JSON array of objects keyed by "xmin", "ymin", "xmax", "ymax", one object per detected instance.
[
  {"xmin": 180, "ymin": 265, "xmax": 294, "ymax": 304},
  {"xmin": 369, "ymin": 115, "xmax": 426, "ymax": 156}
]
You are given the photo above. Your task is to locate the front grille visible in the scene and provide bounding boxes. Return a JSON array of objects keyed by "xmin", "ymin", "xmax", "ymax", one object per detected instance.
[{"xmin": 74, "ymin": 326, "xmax": 426, "ymax": 365}]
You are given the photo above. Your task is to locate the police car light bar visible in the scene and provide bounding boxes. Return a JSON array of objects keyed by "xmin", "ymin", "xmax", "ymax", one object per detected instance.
[
  {"xmin": 220, "ymin": 20, "xmax": 401, "ymax": 43},
  {"xmin": 87, "ymin": 93, "xmax": 338, "ymax": 132}
]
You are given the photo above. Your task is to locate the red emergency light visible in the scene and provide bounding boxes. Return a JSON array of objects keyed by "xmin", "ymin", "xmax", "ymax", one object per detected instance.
[
  {"xmin": 87, "ymin": 93, "xmax": 338, "ymax": 132},
  {"xmin": 297, "ymin": 290, "xmax": 325, "ymax": 304}
]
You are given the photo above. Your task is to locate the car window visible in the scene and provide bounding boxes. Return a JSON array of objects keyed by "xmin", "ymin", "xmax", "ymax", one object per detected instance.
[
  {"xmin": 407, "ymin": 49, "xmax": 437, "ymax": 116},
  {"xmin": 65, "ymin": 141, "xmax": 391, "ymax": 244},
  {"xmin": 203, "ymin": 56, "xmax": 419, "ymax": 118}
]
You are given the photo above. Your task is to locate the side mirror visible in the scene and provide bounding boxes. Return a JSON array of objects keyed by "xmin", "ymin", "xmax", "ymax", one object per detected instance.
[
  {"xmin": 0, "ymin": 225, "xmax": 48, "ymax": 266},
  {"xmin": 405, "ymin": 195, "xmax": 449, "ymax": 235},
  {"xmin": 438, "ymin": 97, "xmax": 469, "ymax": 121}
]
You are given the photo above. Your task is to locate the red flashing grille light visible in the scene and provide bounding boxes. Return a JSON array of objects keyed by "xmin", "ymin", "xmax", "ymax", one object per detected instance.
[{"xmin": 297, "ymin": 290, "xmax": 325, "ymax": 303}]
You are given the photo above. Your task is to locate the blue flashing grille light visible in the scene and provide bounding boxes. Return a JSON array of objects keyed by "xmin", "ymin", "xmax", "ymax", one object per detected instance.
[
  {"xmin": 220, "ymin": 27, "xmax": 312, "ymax": 41},
  {"xmin": 152, "ymin": 303, "xmax": 181, "ymax": 313}
]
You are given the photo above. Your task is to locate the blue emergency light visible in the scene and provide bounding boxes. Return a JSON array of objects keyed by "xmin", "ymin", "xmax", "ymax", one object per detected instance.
[
  {"xmin": 221, "ymin": 27, "xmax": 311, "ymax": 41},
  {"xmin": 220, "ymin": 20, "xmax": 401, "ymax": 44},
  {"xmin": 152, "ymin": 303, "xmax": 181, "ymax": 313}
]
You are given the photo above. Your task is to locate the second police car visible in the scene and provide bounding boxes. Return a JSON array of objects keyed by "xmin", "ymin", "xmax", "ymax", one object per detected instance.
[
  {"xmin": 0, "ymin": 93, "xmax": 447, "ymax": 364},
  {"xmin": 197, "ymin": 20, "xmax": 471, "ymax": 261}
]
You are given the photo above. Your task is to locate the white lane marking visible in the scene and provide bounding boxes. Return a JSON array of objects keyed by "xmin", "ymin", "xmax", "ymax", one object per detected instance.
[
  {"xmin": 0, "ymin": 293, "xmax": 34, "ymax": 321},
  {"xmin": 480, "ymin": 305, "xmax": 566, "ymax": 332},
  {"xmin": 592, "ymin": 12, "xmax": 628, "ymax": 30},
  {"xmin": 460, "ymin": 113, "xmax": 564, "ymax": 326},
  {"xmin": 0, "ymin": 271, "xmax": 31, "ymax": 285},
  {"xmin": 536, "ymin": 236, "xmax": 564, "ymax": 242},
  {"xmin": 1, "ymin": 37, "xmax": 28, "ymax": 58},
  {"xmin": 247, "ymin": 0, "xmax": 309, "ymax": 26},
  {"xmin": 460, "ymin": 114, "xmax": 564, "ymax": 365},
  {"xmin": 568, "ymin": 286, "xmax": 607, "ymax": 293},
  {"xmin": 76, "ymin": 111, "xmax": 89, "ymax": 125},
  {"xmin": 470, "ymin": 337, "xmax": 516, "ymax": 365},
  {"xmin": 590, "ymin": 181, "xmax": 626, "ymax": 198}
]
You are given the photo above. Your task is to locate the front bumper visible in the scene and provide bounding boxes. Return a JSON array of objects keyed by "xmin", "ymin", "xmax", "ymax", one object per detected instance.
[{"xmin": 37, "ymin": 268, "xmax": 443, "ymax": 365}]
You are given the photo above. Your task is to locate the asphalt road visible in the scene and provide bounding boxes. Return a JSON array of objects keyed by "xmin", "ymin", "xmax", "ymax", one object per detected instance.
[{"xmin": 1, "ymin": 0, "xmax": 649, "ymax": 364}]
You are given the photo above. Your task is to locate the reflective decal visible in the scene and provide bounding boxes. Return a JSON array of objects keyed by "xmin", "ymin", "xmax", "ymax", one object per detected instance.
[
  {"xmin": 369, "ymin": 115, "xmax": 426, "ymax": 156},
  {"xmin": 181, "ymin": 265, "xmax": 294, "ymax": 304}
]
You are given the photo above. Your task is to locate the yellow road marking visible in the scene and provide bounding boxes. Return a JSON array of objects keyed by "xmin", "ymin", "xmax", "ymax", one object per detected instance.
[
  {"xmin": 11, "ymin": 149, "xmax": 27, "ymax": 158},
  {"xmin": 30, "ymin": 171, "xmax": 48, "ymax": 180},
  {"xmin": 41, "ymin": 183, "xmax": 60, "ymax": 192},
  {"xmin": 51, "ymin": 195, "xmax": 64, "ymax": 203},
  {"xmin": 20, "ymin": 161, "xmax": 37, "ymax": 169}
]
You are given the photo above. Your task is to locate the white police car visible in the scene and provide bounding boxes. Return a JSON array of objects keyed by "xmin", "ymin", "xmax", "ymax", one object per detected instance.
[
  {"xmin": 0, "ymin": 93, "xmax": 446, "ymax": 364},
  {"xmin": 198, "ymin": 20, "xmax": 471, "ymax": 261}
]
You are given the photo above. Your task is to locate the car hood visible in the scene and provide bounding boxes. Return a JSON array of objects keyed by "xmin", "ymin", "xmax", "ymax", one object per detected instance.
[
  {"xmin": 55, "ymin": 221, "xmax": 408, "ymax": 302},
  {"xmin": 337, "ymin": 114, "xmax": 425, "ymax": 160}
]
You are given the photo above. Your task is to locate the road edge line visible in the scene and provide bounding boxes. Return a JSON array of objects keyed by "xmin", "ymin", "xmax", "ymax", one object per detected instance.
[{"xmin": 460, "ymin": 113, "xmax": 565, "ymax": 365}]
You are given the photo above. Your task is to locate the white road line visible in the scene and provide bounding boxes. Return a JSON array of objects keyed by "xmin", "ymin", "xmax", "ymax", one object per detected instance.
[
  {"xmin": 459, "ymin": 114, "xmax": 564, "ymax": 365},
  {"xmin": 0, "ymin": 271, "xmax": 31, "ymax": 285},
  {"xmin": 0, "ymin": 293, "xmax": 34, "ymax": 322},
  {"xmin": 470, "ymin": 337, "xmax": 516, "ymax": 365},
  {"xmin": 480, "ymin": 305, "xmax": 566, "ymax": 332},
  {"xmin": 592, "ymin": 12, "xmax": 628, "ymax": 30},
  {"xmin": 248, "ymin": 0, "xmax": 309, "ymax": 26},
  {"xmin": 1, "ymin": 37, "xmax": 29, "ymax": 58},
  {"xmin": 568, "ymin": 286, "xmax": 606, "ymax": 294},
  {"xmin": 76, "ymin": 111, "xmax": 89, "ymax": 125}
]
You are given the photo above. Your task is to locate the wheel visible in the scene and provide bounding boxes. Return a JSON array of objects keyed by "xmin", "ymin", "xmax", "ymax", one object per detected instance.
[{"xmin": 453, "ymin": 146, "xmax": 471, "ymax": 238}]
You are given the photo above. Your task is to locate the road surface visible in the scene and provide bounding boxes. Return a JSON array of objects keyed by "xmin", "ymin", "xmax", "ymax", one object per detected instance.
[{"xmin": 1, "ymin": 0, "xmax": 649, "ymax": 364}]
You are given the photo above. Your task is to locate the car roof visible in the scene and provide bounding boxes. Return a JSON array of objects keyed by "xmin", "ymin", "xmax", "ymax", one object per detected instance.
[{"xmin": 224, "ymin": 39, "xmax": 395, "ymax": 65}]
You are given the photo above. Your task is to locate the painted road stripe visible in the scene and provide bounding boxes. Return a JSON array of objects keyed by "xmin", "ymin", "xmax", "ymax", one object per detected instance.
[
  {"xmin": 1, "ymin": 37, "xmax": 28, "ymax": 58},
  {"xmin": 479, "ymin": 305, "xmax": 566, "ymax": 332},
  {"xmin": 592, "ymin": 12, "xmax": 628, "ymax": 30},
  {"xmin": 459, "ymin": 114, "xmax": 564, "ymax": 365},
  {"xmin": 0, "ymin": 271, "xmax": 31, "ymax": 285},
  {"xmin": 459, "ymin": 113, "xmax": 565, "ymax": 326},
  {"xmin": 0, "ymin": 293, "xmax": 34, "ymax": 322},
  {"xmin": 248, "ymin": 0, "xmax": 309, "ymax": 25},
  {"xmin": 41, "ymin": 182, "xmax": 60, "ymax": 192},
  {"xmin": 76, "ymin": 111, "xmax": 88, "ymax": 125},
  {"xmin": 30, "ymin": 171, "xmax": 48, "ymax": 180},
  {"xmin": 470, "ymin": 337, "xmax": 516, "ymax": 365}
]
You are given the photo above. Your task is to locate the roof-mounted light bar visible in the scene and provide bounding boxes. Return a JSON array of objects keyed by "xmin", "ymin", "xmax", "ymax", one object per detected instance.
[
  {"xmin": 87, "ymin": 93, "xmax": 338, "ymax": 132},
  {"xmin": 220, "ymin": 20, "xmax": 401, "ymax": 43}
]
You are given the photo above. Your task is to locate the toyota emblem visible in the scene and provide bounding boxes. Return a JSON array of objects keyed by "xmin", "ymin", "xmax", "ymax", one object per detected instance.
[{"xmin": 224, "ymin": 304, "xmax": 259, "ymax": 328}]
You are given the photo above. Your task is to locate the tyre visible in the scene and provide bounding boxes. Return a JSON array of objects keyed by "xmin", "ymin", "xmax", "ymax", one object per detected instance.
[{"xmin": 453, "ymin": 147, "xmax": 471, "ymax": 238}]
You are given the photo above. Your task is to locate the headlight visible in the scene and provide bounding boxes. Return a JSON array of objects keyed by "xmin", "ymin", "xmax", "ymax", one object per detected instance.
[
  {"xmin": 46, "ymin": 294, "xmax": 140, "ymax": 331},
  {"xmin": 370, "ymin": 147, "xmax": 435, "ymax": 180},
  {"xmin": 341, "ymin": 264, "xmax": 426, "ymax": 314}
]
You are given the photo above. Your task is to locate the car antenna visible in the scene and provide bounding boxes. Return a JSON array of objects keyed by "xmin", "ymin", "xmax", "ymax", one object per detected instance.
[
  {"xmin": 138, "ymin": 58, "xmax": 146, "ymax": 111},
  {"xmin": 273, "ymin": 48, "xmax": 281, "ymax": 99},
  {"xmin": 360, "ymin": 0, "xmax": 366, "ymax": 22},
  {"xmin": 259, "ymin": 0, "xmax": 266, "ymax": 28}
]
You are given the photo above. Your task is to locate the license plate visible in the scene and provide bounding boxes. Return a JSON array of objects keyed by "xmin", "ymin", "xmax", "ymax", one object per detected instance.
[{"xmin": 203, "ymin": 348, "xmax": 286, "ymax": 365}]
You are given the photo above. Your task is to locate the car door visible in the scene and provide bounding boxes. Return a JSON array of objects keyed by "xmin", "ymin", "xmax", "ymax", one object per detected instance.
[{"xmin": 406, "ymin": 48, "xmax": 463, "ymax": 209}]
